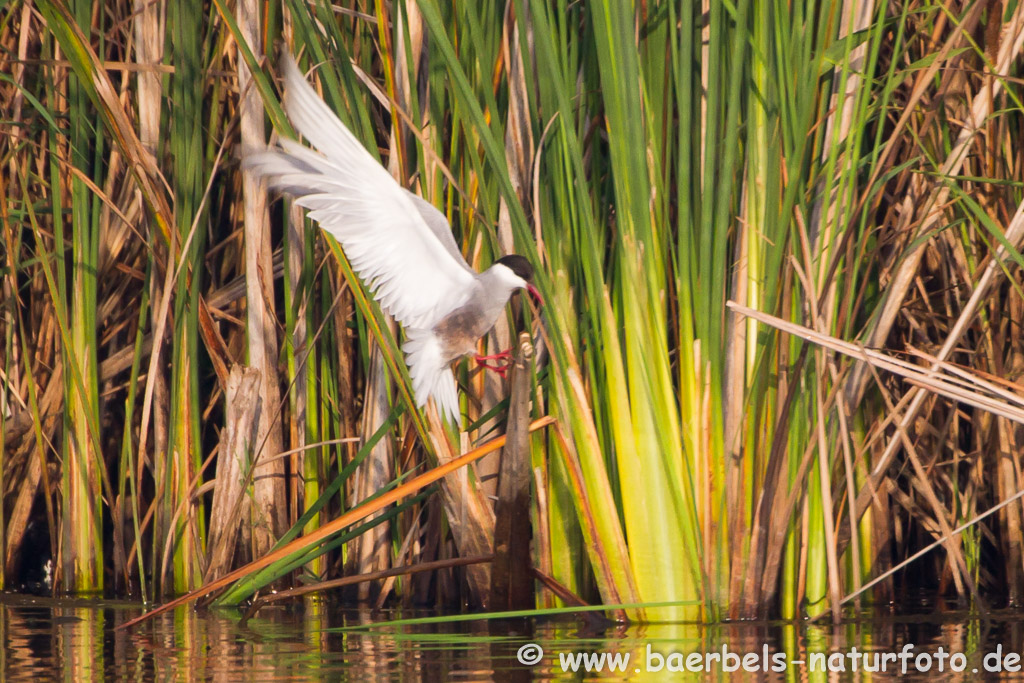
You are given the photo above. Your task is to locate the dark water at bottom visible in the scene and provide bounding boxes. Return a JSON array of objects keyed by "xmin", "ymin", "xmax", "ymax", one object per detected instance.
[{"xmin": 2, "ymin": 593, "xmax": 1023, "ymax": 680}]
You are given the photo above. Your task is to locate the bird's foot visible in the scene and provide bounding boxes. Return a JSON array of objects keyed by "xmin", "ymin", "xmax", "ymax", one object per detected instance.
[
  {"xmin": 474, "ymin": 350, "xmax": 514, "ymax": 379},
  {"xmin": 477, "ymin": 362, "xmax": 510, "ymax": 379},
  {"xmin": 475, "ymin": 350, "xmax": 513, "ymax": 362}
]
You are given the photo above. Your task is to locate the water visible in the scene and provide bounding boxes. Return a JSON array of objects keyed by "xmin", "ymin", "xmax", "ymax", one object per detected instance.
[{"xmin": 2, "ymin": 593, "xmax": 1023, "ymax": 680}]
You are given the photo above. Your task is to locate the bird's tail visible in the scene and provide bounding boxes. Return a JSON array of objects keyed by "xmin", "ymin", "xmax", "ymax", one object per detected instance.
[{"xmin": 402, "ymin": 329, "xmax": 461, "ymax": 428}]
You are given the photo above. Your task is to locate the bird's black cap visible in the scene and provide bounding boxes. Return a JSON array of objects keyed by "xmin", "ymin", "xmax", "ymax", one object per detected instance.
[{"xmin": 494, "ymin": 254, "xmax": 534, "ymax": 282}]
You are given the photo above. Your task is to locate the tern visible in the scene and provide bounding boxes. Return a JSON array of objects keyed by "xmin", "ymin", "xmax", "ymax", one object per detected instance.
[{"xmin": 246, "ymin": 54, "xmax": 540, "ymax": 427}]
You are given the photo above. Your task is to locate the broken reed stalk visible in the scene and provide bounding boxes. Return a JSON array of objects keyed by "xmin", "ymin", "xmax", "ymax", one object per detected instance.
[
  {"xmin": 489, "ymin": 332, "xmax": 535, "ymax": 610},
  {"xmin": 204, "ymin": 365, "xmax": 262, "ymax": 581},
  {"xmin": 115, "ymin": 416, "xmax": 555, "ymax": 631}
]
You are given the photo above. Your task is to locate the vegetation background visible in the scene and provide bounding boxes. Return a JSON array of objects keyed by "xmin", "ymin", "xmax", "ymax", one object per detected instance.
[{"xmin": 4, "ymin": 0, "xmax": 1024, "ymax": 623}]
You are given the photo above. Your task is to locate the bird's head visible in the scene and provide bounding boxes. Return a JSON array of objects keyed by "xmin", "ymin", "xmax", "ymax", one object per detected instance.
[{"xmin": 493, "ymin": 255, "xmax": 542, "ymax": 304}]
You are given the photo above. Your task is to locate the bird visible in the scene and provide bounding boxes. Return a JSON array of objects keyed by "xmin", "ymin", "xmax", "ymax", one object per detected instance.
[{"xmin": 245, "ymin": 54, "xmax": 540, "ymax": 428}]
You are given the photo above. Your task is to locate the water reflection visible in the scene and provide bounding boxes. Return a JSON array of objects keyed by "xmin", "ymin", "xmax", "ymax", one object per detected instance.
[{"xmin": 1, "ymin": 593, "xmax": 1023, "ymax": 680}]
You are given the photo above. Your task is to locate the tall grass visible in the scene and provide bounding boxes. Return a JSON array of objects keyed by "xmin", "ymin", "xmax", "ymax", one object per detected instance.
[{"xmin": 4, "ymin": 0, "xmax": 1024, "ymax": 623}]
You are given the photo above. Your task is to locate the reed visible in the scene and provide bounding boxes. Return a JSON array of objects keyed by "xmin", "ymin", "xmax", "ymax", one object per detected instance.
[{"xmin": 4, "ymin": 0, "xmax": 1024, "ymax": 623}]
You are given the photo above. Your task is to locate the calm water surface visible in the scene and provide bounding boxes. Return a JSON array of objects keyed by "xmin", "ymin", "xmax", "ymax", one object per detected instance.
[{"xmin": 2, "ymin": 593, "xmax": 1024, "ymax": 680}]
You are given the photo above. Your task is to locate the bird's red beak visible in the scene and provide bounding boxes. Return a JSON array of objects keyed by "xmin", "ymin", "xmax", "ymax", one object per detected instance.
[{"xmin": 526, "ymin": 283, "xmax": 543, "ymax": 306}]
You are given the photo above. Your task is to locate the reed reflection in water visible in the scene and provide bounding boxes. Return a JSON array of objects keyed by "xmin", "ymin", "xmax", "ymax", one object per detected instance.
[{"xmin": 1, "ymin": 594, "xmax": 1023, "ymax": 681}]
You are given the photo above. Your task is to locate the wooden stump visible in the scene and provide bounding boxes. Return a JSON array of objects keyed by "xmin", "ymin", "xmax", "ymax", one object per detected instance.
[{"xmin": 489, "ymin": 332, "xmax": 535, "ymax": 610}]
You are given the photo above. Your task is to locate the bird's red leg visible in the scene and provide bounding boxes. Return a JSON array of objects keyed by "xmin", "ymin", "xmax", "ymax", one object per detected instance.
[
  {"xmin": 476, "ymin": 361, "xmax": 510, "ymax": 379},
  {"xmin": 474, "ymin": 350, "xmax": 513, "ymax": 378},
  {"xmin": 475, "ymin": 350, "xmax": 513, "ymax": 362}
]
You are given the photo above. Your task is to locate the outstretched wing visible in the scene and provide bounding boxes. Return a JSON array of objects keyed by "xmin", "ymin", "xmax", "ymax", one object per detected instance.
[{"xmin": 246, "ymin": 54, "xmax": 476, "ymax": 331}]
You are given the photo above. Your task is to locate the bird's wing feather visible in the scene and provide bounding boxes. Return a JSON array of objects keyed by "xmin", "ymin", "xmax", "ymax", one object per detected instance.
[
  {"xmin": 403, "ymin": 189, "xmax": 472, "ymax": 271},
  {"xmin": 246, "ymin": 54, "xmax": 476, "ymax": 330},
  {"xmin": 402, "ymin": 329, "xmax": 461, "ymax": 426}
]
